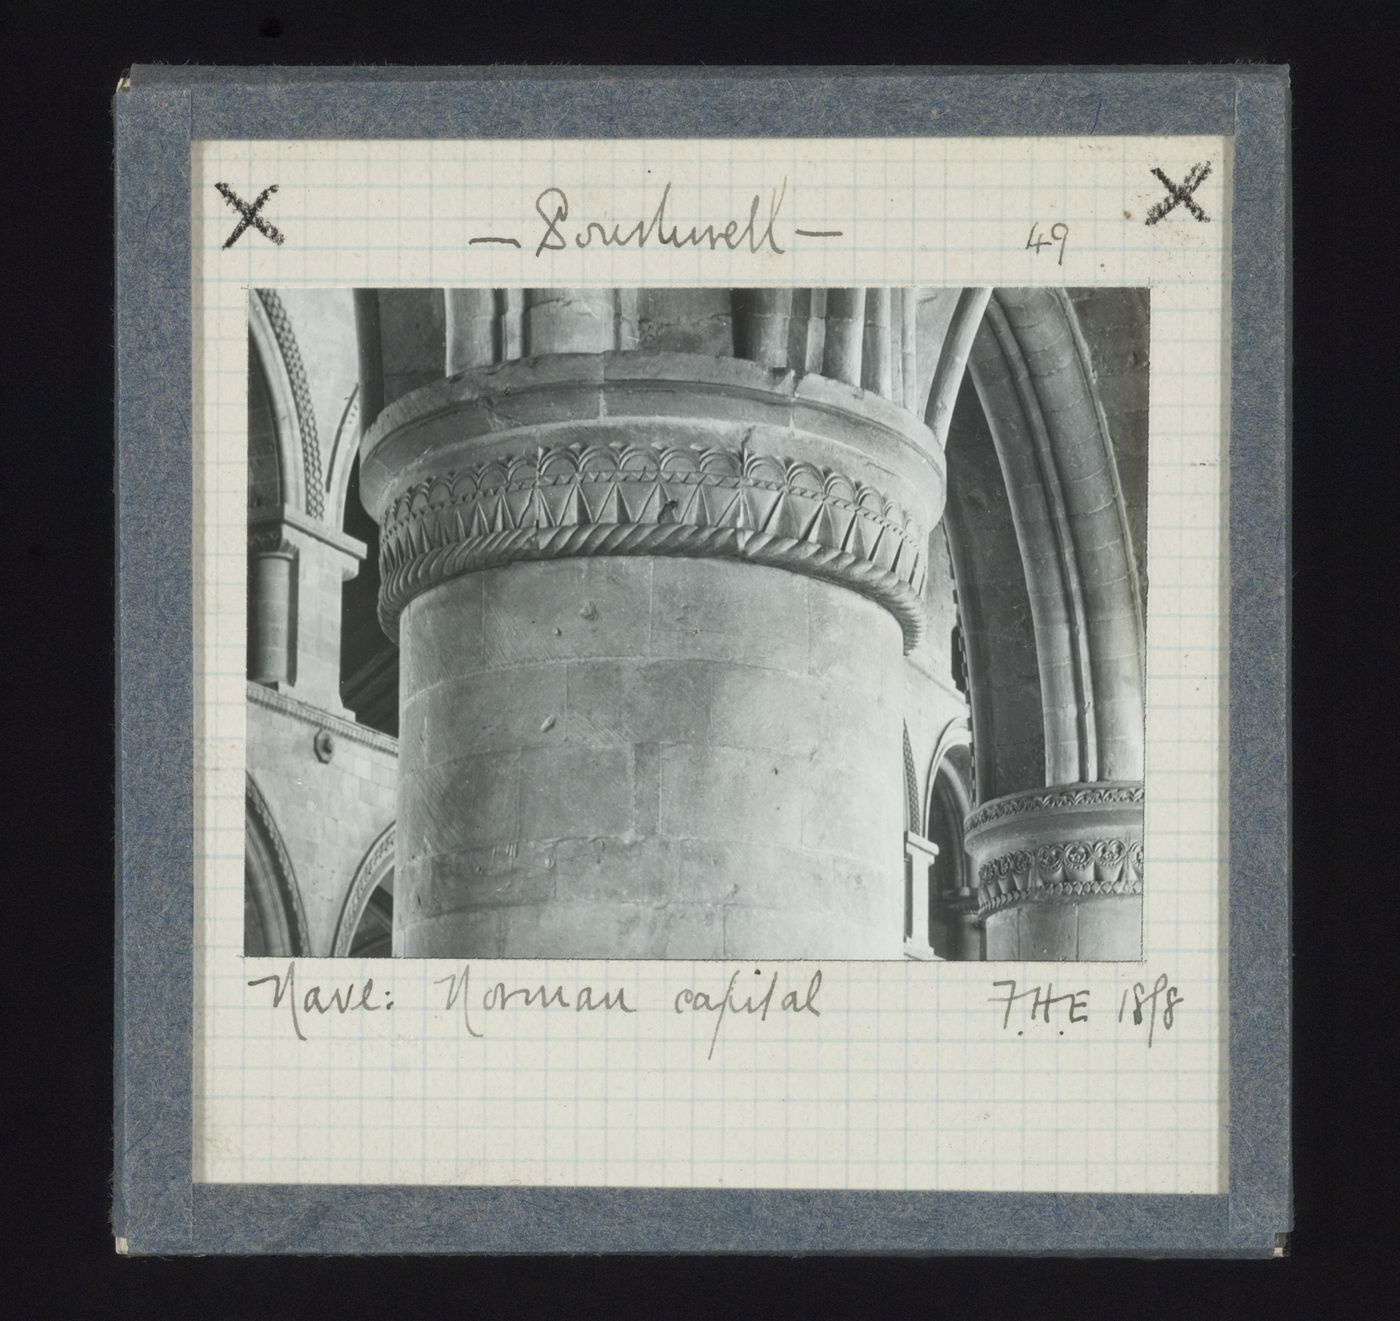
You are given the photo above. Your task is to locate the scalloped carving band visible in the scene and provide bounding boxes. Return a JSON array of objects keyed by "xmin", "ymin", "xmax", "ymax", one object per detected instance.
[
  {"xmin": 376, "ymin": 443, "xmax": 928, "ymax": 648},
  {"xmin": 975, "ymin": 837, "xmax": 1145, "ymax": 916}
]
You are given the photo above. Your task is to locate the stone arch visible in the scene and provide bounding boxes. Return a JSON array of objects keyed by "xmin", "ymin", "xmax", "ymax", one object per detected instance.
[
  {"xmin": 926, "ymin": 737, "xmax": 974, "ymax": 901},
  {"xmin": 247, "ymin": 291, "xmax": 311, "ymax": 518},
  {"xmin": 332, "ymin": 823, "xmax": 395, "ymax": 957},
  {"xmin": 950, "ymin": 287, "xmax": 1146, "ymax": 792},
  {"xmin": 923, "ymin": 717, "xmax": 973, "ymax": 837},
  {"xmin": 323, "ymin": 383, "xmax": 362, "ymax": 532},
  {"xmin": 247, "ymin": 348, "xmax": 282, "ymax": 513},
  {"xmin": 916, "ymin": 720, "xmax": 979, "ymax": 960},
  {"xmin": 249, "ymin": 287, "xmax": 364, "ymax": 533},
  {"xmin": 943, "ymin": 375, "xmax": 1045, "ymax": 801},
  {"xmin": 244, "ymin": 774, "xmax": 309, "ymax": 957},
  {"xmin": 337, "ymin": 440, "xmax": 397, "ymax": 735},
  {"xmin": 920, "ymin": 287, "xmax": 994, "ymax": 447}
]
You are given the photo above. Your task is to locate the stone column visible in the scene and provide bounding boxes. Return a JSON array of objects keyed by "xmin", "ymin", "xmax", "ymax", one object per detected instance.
[
  {"xmin": 360, "ymin": 342, "xmax": 947, "ymax": 960},
  {"xmin": 247, "ymin": 539, "xmax": 296, "ymax": 686},
  {"xmin": 247, "ymin": 505, "xmax": 366, "ymax": 718},
  {"xmin": 964, "ymin": 783, "xmax": 1144, "ymax": 961}
]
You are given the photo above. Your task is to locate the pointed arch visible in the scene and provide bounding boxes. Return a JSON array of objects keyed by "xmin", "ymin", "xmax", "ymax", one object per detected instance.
[
  {"xmin": 244, "ymin": 774, "xmax": 309, "ymax": 957},
  {"xmin": 913, "ymin": 718, "xmax": 979, "ymax": 960},
  {"xmin": 949, "ymin": 287, "xmax": 1147, "ymax": 791},
  {"xmin": 323, "ymin": 383, "xmax": 362, "ymax": 531},
  {"xmin": 248, "ymin": 291, "xmax": 310, "ymax": 518},
  {"xmin": 333, "ymin": 822, "xmax": 396, "ymax": 957},
  {"xmin": 923, "ymin": 717, "xmax": 974, "ymax": 833}
]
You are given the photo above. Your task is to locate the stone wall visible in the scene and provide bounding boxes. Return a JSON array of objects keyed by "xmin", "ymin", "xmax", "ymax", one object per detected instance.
[{"xmin": 246, "ymin": 684, "xmax": 398, "ymax": 956}]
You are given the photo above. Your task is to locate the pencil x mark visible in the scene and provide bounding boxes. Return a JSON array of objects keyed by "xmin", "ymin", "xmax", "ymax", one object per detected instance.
[
  {"xmin": 215, "ymin": 182, "xmax": 286, "ymax": 248},
  {"xmin": 1145, "ymin": 162, "xmax": 1212, "ymax": 225}
]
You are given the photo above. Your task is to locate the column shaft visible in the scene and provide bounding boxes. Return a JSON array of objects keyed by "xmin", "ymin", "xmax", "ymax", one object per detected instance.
[
  {"xmin": 397, "ymin": 558, "xmax": 904, "ymax": 958},
  {"xmin": 248, "ymin": 548, "xmax": 295, "ymax": 686}
]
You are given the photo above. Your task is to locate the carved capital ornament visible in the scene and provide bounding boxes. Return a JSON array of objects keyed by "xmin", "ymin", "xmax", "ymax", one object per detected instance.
[
  {"xmin": 360, "ymin": 352, "xmax": 947, "ymax": 651},
  {"xmin": 962, "ymin": 781, "xmax": 1146, "ymax": 919},
  {"xmin": 377, "ymin": 441, "xmax": 929, "ymax": 646}
]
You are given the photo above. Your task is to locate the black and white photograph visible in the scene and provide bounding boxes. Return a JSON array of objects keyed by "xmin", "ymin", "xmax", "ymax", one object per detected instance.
[{"xmin": 244, "ymin": 285, "xmax": 1150, "ymax": 963}]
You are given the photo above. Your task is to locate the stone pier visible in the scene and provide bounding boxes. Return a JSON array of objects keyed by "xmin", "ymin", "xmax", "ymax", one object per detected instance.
[
  {"xmin": 964, "ymin": 782, "xmax": 1144, "ymax": 961},
  {"xmin": 359, "ymin": 296, "xmax": 948, "ymax": 959}
]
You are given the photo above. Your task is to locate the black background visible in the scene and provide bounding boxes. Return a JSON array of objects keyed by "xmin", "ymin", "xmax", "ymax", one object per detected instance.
[{"xmin": 3, "ymin": 1, "xmax": 1393, "ymax": 1316}]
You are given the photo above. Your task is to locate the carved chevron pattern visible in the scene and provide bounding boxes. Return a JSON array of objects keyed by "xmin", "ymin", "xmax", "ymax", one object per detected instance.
[
  {"xmin": 377, "ymin": 443, "xmax": 928, "ymax": 647},
  {"xmin": 257, "ymin": 289, "xmax": 325, "ymax": 520}
]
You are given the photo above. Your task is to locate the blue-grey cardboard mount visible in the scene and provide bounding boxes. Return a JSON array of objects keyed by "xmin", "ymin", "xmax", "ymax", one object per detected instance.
[{"xmin": 114, "ymin": 66, "xmax": 1290, "ymax": 1256}]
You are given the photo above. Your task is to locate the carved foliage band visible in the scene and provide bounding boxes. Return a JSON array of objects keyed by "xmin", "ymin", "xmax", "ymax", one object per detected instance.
[
  {"xmin": 247, "ymin": 527, "xmax": 294, "ymax": 555},
  {"xmin": 976, "ymin": 837, "xmax": 1144, "ymax": 916},
  {"xmin": 377, "ymin": 443, "xmax": 927, "ymax": 647}
]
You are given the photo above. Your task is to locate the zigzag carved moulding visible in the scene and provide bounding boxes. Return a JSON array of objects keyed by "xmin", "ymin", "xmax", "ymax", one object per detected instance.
[
  {"xmin": 376, "ymin": 443, "xmax": 929, "ymax": 648},
  {"xmin": 256, "ymin": 289, "xmax": 325, "ymax": 521}
]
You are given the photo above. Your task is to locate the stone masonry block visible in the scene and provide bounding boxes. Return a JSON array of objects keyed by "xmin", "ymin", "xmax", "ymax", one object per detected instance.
[
  {"xmin": 649, "ymin": 560, "xmax": 810, "ymax": 672},
  {"xmin": 400, "ymin": 844, "xmax": 558, "ymax": 921},
  {"xmin": 400, "ymin": 752, "xmax": 520, "ymax": 860},
  {"xmin": 546, "ymin": 836, "xmax": 679, "ymax": 905},
  {"xmin": 674, "ymin": 839, "xmax": 831, "ymax": 910},
  {"xmin": 401, "ymin": 577, "xmax": 484, "ymax": 691},
  {"xmin": 807, "ymin": 580, "xmax": 897, "ymax": 695},
  {"xmin": 722, "ymin": 905, "xmax": 894, "ymax": 959},
  {"xmin": 1017, "ymin": 901, "xmax": 1081, "ymax": 962},
  {"xmin": 518, "ymin": 743, "xmax": 634, "ymax": 842},
  {"xmin": 1074, "ymin": 896, "xmax": 1143, "ymax": 961},
  {"xmin": 563, "ymin": 658, "xmax": 712, "ymax": 747},
  {"xmin": 706, "ymin": 664, "xmax": 828, "ymax": 760},
  {"xmin": 416, "ymin": 664, "xmax": 567, "ymax": 767},
  {"xmin": 660, "ymin": 743, "xmax": 806, "ymax": 847},
  {"xmin": 803, "ymin": 756, "xmax": 901, "ymax": 863},
  {"xmin": 482, "ymin": 559, "xmax": 653, "ymax": 667},
  {"xmin": 496, "ymin": 899, "xmax": 724, "ymax": 961}
]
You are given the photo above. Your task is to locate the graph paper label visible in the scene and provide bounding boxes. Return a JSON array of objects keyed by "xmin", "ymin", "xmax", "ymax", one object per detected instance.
[{"xmin": 195, "ymin": 136, "xmax": 1230, "ymax": 1192}]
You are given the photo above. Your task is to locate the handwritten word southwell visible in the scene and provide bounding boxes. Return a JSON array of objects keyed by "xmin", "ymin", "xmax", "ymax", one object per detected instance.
[{"xmin": 533, "ymin": 179, "xmax": 791, "ymax": 257}]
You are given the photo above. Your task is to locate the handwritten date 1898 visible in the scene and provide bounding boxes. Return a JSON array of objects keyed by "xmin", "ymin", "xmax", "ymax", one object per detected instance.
[{"xmin": 991, "ymin": 973, "xmax": 1184, "ymax": 1046}]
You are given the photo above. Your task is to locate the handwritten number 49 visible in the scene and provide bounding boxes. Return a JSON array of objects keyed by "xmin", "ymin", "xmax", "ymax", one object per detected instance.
[{"xmin": 1026, "ymin": 221, "xmax": 1069, "ymax": 266}]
